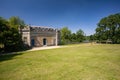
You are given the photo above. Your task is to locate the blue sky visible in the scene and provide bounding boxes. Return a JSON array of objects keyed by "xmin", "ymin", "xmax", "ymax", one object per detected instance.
[{"xmin": 0, "ymin": 0, "xmax": 120, "ymax": 35}]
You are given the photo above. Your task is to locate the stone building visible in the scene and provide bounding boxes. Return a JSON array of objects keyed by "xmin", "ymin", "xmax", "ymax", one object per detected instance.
[{"xmin": 21, "ymin": 26, "xmax": 60, "ymax": 47}]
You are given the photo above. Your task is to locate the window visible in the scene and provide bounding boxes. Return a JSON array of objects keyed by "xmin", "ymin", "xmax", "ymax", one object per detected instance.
[{"xmin": 23, "ymin": 37, "xmax": 27, "ymax": 44}]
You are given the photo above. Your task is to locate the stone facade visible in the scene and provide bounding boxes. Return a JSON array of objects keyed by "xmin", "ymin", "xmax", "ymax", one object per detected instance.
[{"xmin": 21, "ymin": 26, "xmax": 60, "ymax": 47}]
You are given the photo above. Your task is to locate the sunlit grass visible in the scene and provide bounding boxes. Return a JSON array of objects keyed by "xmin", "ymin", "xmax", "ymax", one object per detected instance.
[{"xmin": 0, "ymin": 44, "xmax": 120, "ymax": 80}]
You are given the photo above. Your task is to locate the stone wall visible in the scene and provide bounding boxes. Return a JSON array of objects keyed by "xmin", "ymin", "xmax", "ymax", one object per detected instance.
[
  {"xmin": 31, "ymin": 36, "xmax": 56, "ymax": 47},
  {"xmin": 21, "ymin": 27, "xmax": 31, "ymax": 46}
]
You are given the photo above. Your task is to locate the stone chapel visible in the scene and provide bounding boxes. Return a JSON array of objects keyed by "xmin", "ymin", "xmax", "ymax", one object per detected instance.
[{"xmin": 21, "ymin": 26, "xmax": 60, "ymax": 47}]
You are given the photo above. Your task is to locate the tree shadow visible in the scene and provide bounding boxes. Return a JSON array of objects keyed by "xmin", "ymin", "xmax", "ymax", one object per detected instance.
[{"xmin": 0, "ymin": 53, "xmax": 23, "ymax": 62}]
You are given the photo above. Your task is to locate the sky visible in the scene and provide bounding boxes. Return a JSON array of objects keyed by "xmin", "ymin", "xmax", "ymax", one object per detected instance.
[{"xmin": 0, "ymin": 0, "xmax": 120, "ymax": 35}]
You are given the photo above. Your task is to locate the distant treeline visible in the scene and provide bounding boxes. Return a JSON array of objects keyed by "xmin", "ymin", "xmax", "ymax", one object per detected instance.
[{"xmin": 60, "ymin": 27, "xmax": 85, "ymax": 44}]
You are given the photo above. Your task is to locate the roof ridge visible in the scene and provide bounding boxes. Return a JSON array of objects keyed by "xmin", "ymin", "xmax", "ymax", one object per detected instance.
[{"xmin": 30, "ymin": 25, "xmax": 55, "ymax": 29}]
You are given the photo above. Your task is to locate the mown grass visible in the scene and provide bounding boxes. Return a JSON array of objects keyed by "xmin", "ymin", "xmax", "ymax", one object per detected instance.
[{"xmin": 0, "ymin": 44, "xmax": 120, "ymax": 80}]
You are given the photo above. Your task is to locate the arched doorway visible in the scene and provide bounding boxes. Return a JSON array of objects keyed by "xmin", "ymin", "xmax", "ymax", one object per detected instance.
[
  {"xmin": 31, "ymin": 39, "xmax": 35, "ymax": 46},
  {"xmin": 43, "ymin": 38, "xmax": 47, "ymax": 45}
]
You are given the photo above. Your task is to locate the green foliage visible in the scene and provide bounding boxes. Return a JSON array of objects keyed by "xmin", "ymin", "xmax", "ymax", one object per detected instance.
[
  {"xmin": 0, "ymin": 17, "xmax": 9, "ymax": 45},
  {"xmin": 0, "ymin": 16, "xmax": 26, "ymax": 52},
  {"xmin": 60, "ymin": 27, "xmax": 85, "ymax": 44},
  {"xmin": 95, "ymin": 13, "xmax": 120, "ymax": 43},
  {"xmin": 0, "ymin": 17, "xmax": 9, "ymax": 32},
  {"xmin": 60, "ymin": 27, "xmax": 71, "ymax": 44},
  {"xmin": 76, "ymin": 29, "xmax": 85, "ymax": 42},
  {"xmin": 9, "ymin": 16, "xmax": 25, "ymax": 29},
  {"xmin": 3, "ymin": 28, "xmax": 25, "ymax": 52},
  {"xmin": 70, "ymin": 33, "xmax": 77, "ymax": 42}
]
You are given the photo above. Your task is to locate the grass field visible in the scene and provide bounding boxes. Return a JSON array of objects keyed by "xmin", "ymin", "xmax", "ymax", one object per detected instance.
[{"xmin": 0, "ymin": 44, "xmax": 120, "ymax": 80}]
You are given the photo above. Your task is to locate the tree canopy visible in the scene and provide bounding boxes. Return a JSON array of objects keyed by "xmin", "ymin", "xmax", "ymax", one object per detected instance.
[
  {"xmin": 0, "ymin": 16, "xmax": 26, "ymax": 53},
  {"xmin": 60, "ymin": 27, "xmax": 85, "ymax": 44},
  {"xmin": 95, "ymin": 13, "xmax": 120, "ymax": 43},
  {"xmin": 9, "ymin": 16, "xmax": 25, "ymax": 29},
  {"xmin": 60, "ymin": 27, "xmax": 71, "ymax": 44},
  {"xmin": 76, "ymin": 29, "xmax": 85, "ymax": 42}
]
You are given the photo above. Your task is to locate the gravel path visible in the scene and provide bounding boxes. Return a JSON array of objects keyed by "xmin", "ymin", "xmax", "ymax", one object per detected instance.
[
  {"xmin": 28, "ymin": 46, "xmax": 64, "ymax": 51},
  {"xmin": 28, "ymin": 43, "xmax": 96, "ymax": 52}
]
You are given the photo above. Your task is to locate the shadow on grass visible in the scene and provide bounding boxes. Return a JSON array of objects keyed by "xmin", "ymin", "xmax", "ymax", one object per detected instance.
[{"xmin": 0, "ymin": 53, "xmax": 23, "ymax": 62}]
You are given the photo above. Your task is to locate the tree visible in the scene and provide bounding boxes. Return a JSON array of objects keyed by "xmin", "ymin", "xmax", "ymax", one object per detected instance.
[
  {"xmin": 60, "ymin": 27, "xmax": 71, "ymax": 44},
  {"xmin": 9, "ymin": 16, "xmax": 25, "ymax": 29},
  {"xmin": 0, "ymin": 17, "xmax": 9, "ymax": 47},
  {"xmin": 9, "ymin": 16, "xmax": 25, "ymax": 35},
  {"xmin": 60, "ymin": 27, "xmax": 86, "ymax": 44},
  {"xmin": 0, "ymin": 16, "xmax": 26, "ymax": 52},
  {"xmin": 0, "ymin": 17, "xmax": 9, "ymax": 31},
  {"xmin": 3, "ymin": 28, "xmax": 24, "ymax": 52},
  {"xmin": 71, "ymin": 33, "xmax": 77, "ymax": 42},
  {"xmin": 95, "ymin": 13, "xmax": 120, "ymax": 43},
  {"xmin": 76, "ymin": 29, "xmax": 85, "ymax": 42}
]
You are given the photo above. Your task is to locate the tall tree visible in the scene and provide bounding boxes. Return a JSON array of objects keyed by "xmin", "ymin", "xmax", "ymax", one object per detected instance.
[
  {"xmin": 0, "ymin": 16, "xmax": 26, "ymax": 52},
  {"xmin": 0, "ymin": 17, "xmax": 9, "ymax": 32},
  {"xmin": 9, "ymin": 16, "xmax": 25, "ymax": 28},
  {"xmin": 95, "ymin": 13, "xmax": 120, "ymax": 43},
  {"xmin": 71, "ymin": 33, "xmax": 77, "ymax": 42},
  {"xmin": 76, "ymin": 29, "xmax": 85, "ymax": 42},
  {"xmin": 9, "ymin": 16, "xmax": 25, "ymax": 34},
  {"xmin": 60, "ymin": 27, "xmax": 71, "ymax": 44},
  {"xmin": 0, "ymin": 17, "xmax": 9, "ymax": 46},
  {"xmin": 3, "ymin": 28, "xmax": 24, "ymax": 52}
]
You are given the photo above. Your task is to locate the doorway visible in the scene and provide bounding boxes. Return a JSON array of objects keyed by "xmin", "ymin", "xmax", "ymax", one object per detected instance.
[
  {"xmin": 31, "ymin": 39, "xmax": 35, "ymax": 46},
  {"xmin": 43, "ymin": 38, "xmax": 47, "ymax": 45}
]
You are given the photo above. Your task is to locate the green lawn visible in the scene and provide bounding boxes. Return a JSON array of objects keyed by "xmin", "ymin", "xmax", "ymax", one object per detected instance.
[{"xmin": 0, "ymin": 44, "xmax": 120, "ymax": 80}]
